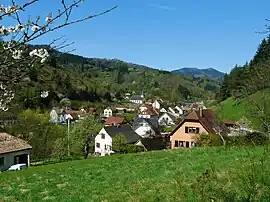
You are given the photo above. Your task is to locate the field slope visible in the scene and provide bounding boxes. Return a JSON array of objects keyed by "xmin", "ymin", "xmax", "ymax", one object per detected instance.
[{"xmin": 1, "ymin": 147, "xmax": 270, "ymax": 201}]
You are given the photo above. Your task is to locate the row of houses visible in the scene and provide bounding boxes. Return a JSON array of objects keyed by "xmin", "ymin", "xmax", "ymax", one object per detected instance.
[
  {"xmin": 95, "ymin": 106, "xmax": 242, "ymax": 157},
  {"xmin": 94, "ymin": 97, "xmax": 215, "ymax": 156}
]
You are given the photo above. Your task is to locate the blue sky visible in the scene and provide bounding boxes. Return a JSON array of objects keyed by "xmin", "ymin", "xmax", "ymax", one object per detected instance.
[{"xmin": 12, "ymin": 0, "xmax": 270, "ymax": 72}]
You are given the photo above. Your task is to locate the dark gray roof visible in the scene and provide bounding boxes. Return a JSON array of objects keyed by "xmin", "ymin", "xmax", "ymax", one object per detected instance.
[
  {"xmin": 132, "ymin": 116, "xmax": 160, "ymax": 134},
  {"xmin": 130, "ymin": 95, "xmax": 143, "ymax": 100},
  {"xmin": 159, "ymin": 112, "xmax": 177, "ymax": 122},
  {"xmin": 104, "ymin": 124, "xmax": 141, "ymax": 144}
]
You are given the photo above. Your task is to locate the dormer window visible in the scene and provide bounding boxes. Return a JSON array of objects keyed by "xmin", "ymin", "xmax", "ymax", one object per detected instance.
[{"xmin": 185, "ymin": 127, "xmax": 199, "ymax": 134}]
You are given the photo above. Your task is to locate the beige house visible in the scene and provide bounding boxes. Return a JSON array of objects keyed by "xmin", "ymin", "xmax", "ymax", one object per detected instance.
[
  {"xmin": 0, "ymin": 133, "xmax": 32, "ymax": 171},
  {"xmin": 170, "ymin": 109, "xmax": 223, "ymax": 149}
]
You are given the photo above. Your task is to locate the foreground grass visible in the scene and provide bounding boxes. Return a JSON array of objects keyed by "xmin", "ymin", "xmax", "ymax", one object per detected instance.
[{"xmin": 1, "ymin": 147, "xmax": 270, "ymax": 201}]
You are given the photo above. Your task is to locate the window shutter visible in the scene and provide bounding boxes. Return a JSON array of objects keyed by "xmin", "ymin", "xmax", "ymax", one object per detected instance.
[
  {"xmin": 185, "ymin": 127, "xmax": 188, "ymax": 133},
  {"xmin": 175, "ymin": 140, "xmax": 179, "ymax": 147}
]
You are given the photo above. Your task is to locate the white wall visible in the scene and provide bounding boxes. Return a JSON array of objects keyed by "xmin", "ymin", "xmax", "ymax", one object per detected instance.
[
  {"xmin": 104, "ymin": 109, "xmax": 112, "ymax": 118},
  {"xmin": 138, "ymin": 114, "xmax": 151, "ymax": 119},
  {"xmin": 131, "ymin": 100, "xmax": 143, "ymax": 104},
  {"xmin": 175, "ymin": 106, "xmax": 183, "ymax": 115},
  {"xmin": 95, "ymin": 128, "xmax": 113, "ymax": 156},
  {"xmin": 0, "ymin": 150, "xmax": 31, "ymax": 171},
  {"xmin": 158, "ymin": 113, "xmax": 174, "ymax": 126},
  {"xmin": 135, "ymin": 122, "xmax": 155, "ymax": 138},
  {"xmin": 152, "ymin": 100, "xmax": 160, "ymax": 109}
]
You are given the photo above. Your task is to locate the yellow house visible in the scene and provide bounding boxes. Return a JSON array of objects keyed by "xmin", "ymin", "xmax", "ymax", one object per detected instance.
[{"xmin": 170, "ymin": 109, "xmax": 221, "ymax": 149}]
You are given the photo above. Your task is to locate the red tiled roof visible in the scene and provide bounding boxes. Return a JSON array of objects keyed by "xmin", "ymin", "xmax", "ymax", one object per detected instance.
[
  {"xmin": 105, "ymin": 116, "xmax": 125, "ymax": 125},
  {"xmin": 0, "ymin": 133, "xmax": 32, "ymax": 155},
  {"xmin": 171, "ymin": 109, "xmax": 224, "ymax": 135}
]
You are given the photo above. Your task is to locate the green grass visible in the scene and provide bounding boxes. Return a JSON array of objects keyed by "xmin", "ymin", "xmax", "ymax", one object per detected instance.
[
  {"xmin": 213, "ymin": 89, "xmax": 270, "ymax": 128},
  {"xmin": 1, "ymin": 147, "xmax": 270, "ymax": 201}
]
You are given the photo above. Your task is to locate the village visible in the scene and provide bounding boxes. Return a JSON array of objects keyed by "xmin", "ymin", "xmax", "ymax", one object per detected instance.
[{"xmin": 1, "ymin": 91, "xmax": 251, "ymax": 172}]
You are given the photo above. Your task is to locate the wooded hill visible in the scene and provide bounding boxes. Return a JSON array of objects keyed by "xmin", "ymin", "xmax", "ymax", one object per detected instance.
[
  {"xmin": 215, "ymin": 34, "xmax": 270, "ymax": 131},
  {"xmin": 10, "ymin": 45, "xmax": 221, "ymax": 110},
  {"xmin": 216, "ymin": 35, "xmax": 270, "ymax": 102}
]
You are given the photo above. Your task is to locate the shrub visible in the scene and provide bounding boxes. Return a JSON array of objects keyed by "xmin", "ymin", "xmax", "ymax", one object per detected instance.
[{"xmin": 197, "ymin": 133, "xmax": 222, "ymax": 147}]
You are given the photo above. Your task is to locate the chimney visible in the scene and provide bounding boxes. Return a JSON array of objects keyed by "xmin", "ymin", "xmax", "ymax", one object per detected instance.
[{"xmin": 199, "ymin": 107, "xmax": 203, "ymax": 117}]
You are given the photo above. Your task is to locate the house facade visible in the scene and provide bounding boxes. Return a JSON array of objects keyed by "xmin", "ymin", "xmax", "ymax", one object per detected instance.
[
  {"xmin": 94, "ymin": 128, "xmax": 113, "ymax": 156},
  {"xmin": 95, "ymin": 124, "xmax": 141, "ymax": 156},
  {"xmin": 0, "ymin": 133, "xmax": 32, "ymax": 171},
  {"xmin": 130, "ymin": 95, "xmax": 144, "ymax": 104},
  {"xmin": 170, "ymin": 109, "xmax": 222, "ymax": 149},
  {"xmin": 158, "ymin": 112, "xmax": 177, "ymax": 126},
  {"xmin": 133, "ymin": 117, "xmax": 159, "ymax": 138},
  {"xmin": 103, "ymin": 108, "xmax": 113, "ymax": 118},
  {"xmin": 152, "ymin": 100, "xmax": 161, "ymax": 110}
]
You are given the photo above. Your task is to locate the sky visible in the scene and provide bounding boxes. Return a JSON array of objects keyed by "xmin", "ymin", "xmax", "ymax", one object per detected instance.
[{"xmin": 8, "ymin": 0, "xmax": 270, "ymax": 73}]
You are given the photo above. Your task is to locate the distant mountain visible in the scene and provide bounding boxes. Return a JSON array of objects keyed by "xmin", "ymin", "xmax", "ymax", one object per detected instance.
[{"xmin": 171, "ymin": 67, "xmax": 225, "ymax": 80}]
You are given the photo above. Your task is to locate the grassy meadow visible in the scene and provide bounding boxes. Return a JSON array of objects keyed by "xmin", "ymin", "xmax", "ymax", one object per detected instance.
[{"xmin": 1, "ymin": 147, "xmax": 270, "ymax": 201}]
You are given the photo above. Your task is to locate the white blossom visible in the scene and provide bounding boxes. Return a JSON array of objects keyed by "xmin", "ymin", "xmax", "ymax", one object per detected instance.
[
  {"xmin": 16, "ymin": 24, "xmax": 25, "ymax": 32},
  {"xmin": 29, "ymin": 48, "xmax": 49, "ymax": 63},
  {"xmin": 12, "ymin": 49, "xmax": 23, "ymax": 60},
  {"xmin": 8, "ymin": 26, "xmax": 16, "ymax": 33},
  {"xmin": 41, "ymin": 91, "xmax": 49, "ymax": 98},
  {"xmin": 45, "ymin": 14, "xmax": 53, "ymax": 23},
  {"xmin": 31, "ymin": 25, "xmax": 40, "ymax": 32},
  {"xmin": 0, "ymin": 26, "xmax": 9, "ymax": 36}
]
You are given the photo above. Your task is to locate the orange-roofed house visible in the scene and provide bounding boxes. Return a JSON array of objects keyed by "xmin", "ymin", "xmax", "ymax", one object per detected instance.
[
  {"xmin": 170, "ymin": 109, "xmax": 228, "ymax": 149},
  {"xmin": 104, "ymin": 116, "xmax": 126, "ymax": 127}
]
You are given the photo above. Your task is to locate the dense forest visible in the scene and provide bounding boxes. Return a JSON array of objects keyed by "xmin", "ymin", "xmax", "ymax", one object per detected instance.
[
  {"xmin": 4, "ymin": 44, "xmax": 221, "ymax": 111},
  {"xmin": 216, "ymin": 35, "xmax": 270, "ymax": 102}
]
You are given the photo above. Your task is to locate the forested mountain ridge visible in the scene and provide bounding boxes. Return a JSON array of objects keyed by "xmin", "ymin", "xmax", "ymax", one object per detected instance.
[
  {"xmin": 172, "ymin": 67, "xmax": 225, "ymax": 80},
  {"xmin": 5, "ymin": 44, "xmax": 221, "ymax": 110}
]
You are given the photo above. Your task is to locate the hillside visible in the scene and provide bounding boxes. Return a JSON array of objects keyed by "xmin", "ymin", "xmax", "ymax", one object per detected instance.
[
  {"xmin": 214, "ymin": 89, "xmax": 270, "ymax": 129},
  {"xmin": 172, "ymin": 67, "xmax": 225, "ymax": 80},
  {"xmin": 0, "ymin": 147, "xmax": 269, "ymax": 201},
  {"xmin": 8, "ymin": 47, "xmax": 221, "ymax": 110}
]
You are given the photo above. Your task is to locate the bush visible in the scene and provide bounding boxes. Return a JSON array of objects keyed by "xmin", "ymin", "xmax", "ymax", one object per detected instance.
[
  {"xmin": 225, "ymin": 132, "xmax": 269, "ymax": 147},
  {"xmin": 197, "ymin": 133, "xmax": 222, "ymax": 147},
  {"xmin": 126, "ymin": 144, "xmax": 144, "ymax": 153}
]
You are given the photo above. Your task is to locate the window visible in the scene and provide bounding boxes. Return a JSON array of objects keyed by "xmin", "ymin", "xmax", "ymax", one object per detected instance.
[
  {"xmin": 0, "ymin": 157, "xmax": 4, "ymax": 166},
  {"xmin": 101, "ymin": 134, "xmax": 105, "ymax": 139},
  {"xmin": 175, "ymin": 140, "xmax": 179, "ymax": 147},
  {"xmin": 191, "ymin": 142, "xmax": 196, "ymax": 147},
  {"xmin": 96, "ymin": 143, "xmax": 100, "ymax": 148},
  {"xmin": 185, "ymin": 127, "xmax": 200, "ymax": 134},
  {"xmin": 105, "ymin": 144, "xmax": 107, "ymax": 150},
  {"xmin": 186, "ymin": 142, "xmax": 190, "ymax": 148},
  {"xmin": 179, "ymin": 141, "xmax": 184, "ymax": 147}
]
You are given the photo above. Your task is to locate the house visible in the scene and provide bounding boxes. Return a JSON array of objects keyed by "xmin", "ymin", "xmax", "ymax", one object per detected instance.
[
  {"xmin": 130, "ymin": 91, "xmax": 144, "ymax": 104},
  {"xmin": 104, "ymin": 116, "xmax": 126, "ymax": 127},
  {"xmin": 139, "ymin": 104, "xmax": 152, "ymax": 112},
  {"xmin": 158, "ymin": 112, "xmax": 177, "ymax": 126},
  {"xmin": 103, "ymin": 107, "xmax": 113, "ymax": 118},
  {"xmin": 0, "ymin": 133, "xmax": 32, "ymax": 171},
  {"xmin": 160, "ymin": 108, "xmax": 167, "ymax": 113},
  {"xmin": 170, "ymin": 109, "xmax": 227, "ymax": 149},
  {"xmin": 168, "ymin": 107, "xmax": 177, "ymax": 116},
  {"xmin": 95, "ymin": 124, "xmax": 141, "ymax": 156},
  {"xmin": 174, "ymin": 106, "xmax": 184, "ymax": 115},
  {"xmin": 133, "ymin": 117, "xmax": 160, "ymax": 138},
  {"xmin": 152, "ymin": 100, "xmax": 162, "ymax": 110}
]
